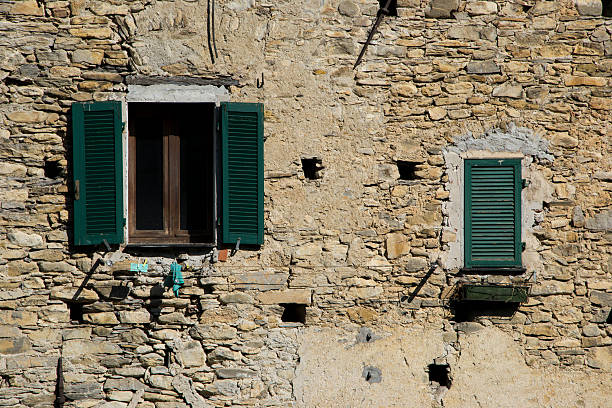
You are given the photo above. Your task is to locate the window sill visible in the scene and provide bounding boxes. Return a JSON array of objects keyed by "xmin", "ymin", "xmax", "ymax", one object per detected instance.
[
  {"xmin": 126, "ymin": 242, "xmax": 216, "ymax": 248},
  {"xmin": 459, "ymin": 267, "xmax": 526, "ymax": 276}
]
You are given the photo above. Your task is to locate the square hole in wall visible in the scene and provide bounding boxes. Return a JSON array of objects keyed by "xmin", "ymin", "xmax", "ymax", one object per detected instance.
[
  {"xmin": 396, "ymin": 160, "xmax": 419, "ymax": 180},
  {"xmin": 606, "ymin": 309, "xmax": 612, "ymax": 324},
  {"xmin": 281, "ymin": 303, "xmax": 306, "ymax": 323},
  {"xmin": 301, "ymin": 157, "xmax": 323, "ymax": 180},
  {"xmin": 44, "ymin": 160, "xmax": 62, "ymax": 179},
  {"xmin": 68, "ymin": 302, "xmax": 84, "ymax": 323},
  {"xmin": 428, "ymin": 364, "xmax": 451, "ymax": 388}
]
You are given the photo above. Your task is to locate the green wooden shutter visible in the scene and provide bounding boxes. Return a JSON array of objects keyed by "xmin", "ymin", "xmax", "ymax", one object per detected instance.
[
  {"xmin": 72, "ymin": 101, "xmax": 124, "ymax": 246},
  {"xmin": 465, "ymin": 159, "xmax": 521, "ymax": 268},
  {"xmin": 220, "ymin": 102, "xmax": 264, "ymax": 245}
]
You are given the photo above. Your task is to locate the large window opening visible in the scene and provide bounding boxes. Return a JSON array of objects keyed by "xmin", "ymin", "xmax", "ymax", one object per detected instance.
[{"xmin": 128, "ymin": 103, "xmax": 215, "ymax": 244}]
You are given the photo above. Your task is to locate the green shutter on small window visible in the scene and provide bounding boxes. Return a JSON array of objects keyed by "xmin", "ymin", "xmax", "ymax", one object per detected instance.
[
  {"xmin": 465, "ymin": 159, "xmax": 521, "ymax": 268},
  {"xmin": 72, "ymin": 101, "xmax": 124, "ymax": 246},
  {"xmin": 220, "ymin": 102, "xmax": 264, "ymax": 245}
]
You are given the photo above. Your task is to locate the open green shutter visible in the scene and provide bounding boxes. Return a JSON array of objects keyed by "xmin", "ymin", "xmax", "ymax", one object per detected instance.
[
  {"xmin": 72, "ymin": 101, "xmax": 124, "ymax": 246},
  {"xmin": 465, "ymin": 159, "xmax": 521, "ymax": 268},
  {"xmin": 220, "ymin": 102, "xmax": 264, "ymax": 245}
]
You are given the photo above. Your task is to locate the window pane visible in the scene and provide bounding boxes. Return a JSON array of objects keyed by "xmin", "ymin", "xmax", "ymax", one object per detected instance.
[
  {"xmin": 135, "ymin": 118, "xmax": 164, "ymax": 230},
  {"xmin": 179, "ymin": 106, "xmax": 214, "ymax": 233}
]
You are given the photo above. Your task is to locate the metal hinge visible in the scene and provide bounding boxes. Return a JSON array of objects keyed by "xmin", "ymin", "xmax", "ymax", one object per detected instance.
[{"xmin": 74, "ymin": 180, "xmax": 80, "ymax": 200}]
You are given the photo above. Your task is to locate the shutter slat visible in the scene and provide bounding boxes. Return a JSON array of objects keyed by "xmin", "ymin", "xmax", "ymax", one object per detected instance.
[
  {"xmin": 465, "ymin": 159, "xmax": 521, "ymax": 268},
  {"xmin": 221, "ymin": 102, "xmax": 264, "ymax": 245}
]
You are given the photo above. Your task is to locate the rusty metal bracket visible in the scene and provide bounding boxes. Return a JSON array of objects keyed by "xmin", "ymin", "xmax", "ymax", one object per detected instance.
[{"xmin": 257, "ymin": 73, "xmax": 264, "ymax": 88}]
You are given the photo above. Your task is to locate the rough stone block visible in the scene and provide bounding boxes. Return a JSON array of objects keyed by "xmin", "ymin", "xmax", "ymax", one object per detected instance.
[
  {"xmin": 465, "ymin": 1, "xmax": 498, "ymax": 15},
  {"xmin": 0, "ymin": 311, "xmax": 37, "ymax": 326},
  {"xmin": 466, "ymin": 60, "xmax": 500, "ymax": 74},
  {"xmin": 64, "ymin": 382, "xmax": 104, "ymax": 400},
  {"xmin": 104, "ymin": 378, "xmax": 146, "ymax": 391},
  {"xmin": 72, "ymin": 49, "xmax": 104, "ymax": 65},
  {"xmin": 492, "ymin": 83, "xmax": 523, "ymax": 98},
  {"xmin": 176, "ymin": 340, "xmax": 206, "ymax": 368},
  {"xmin": 338, "ymin": 1, "xmax": 360, "ymax": 16},
  {"xmin": 234, "ymin": 273, "xmax": 288, "ymax": 291},
  {"xmin": 585, "ymin": 210, "xmax": 611, "ymax": 231},
  {"xmin": 7, "ymin": 231, "xmax": 43, "ymax": 247},
  {"xmin": 0, "ymin": 337, "xmax": 31, "ymax": 354},
  {"xmin": 216, "ymin": 368, "xmax": 256, "ymax": 379},
  {"xmin": 218, "ymin": 292, "xmax": 255, "ymax": 304},
  {"xmin": 257, "ymin": 289, "xmax": 312, "ymax": 305},
  {"xmin": 385, "ymin": 233, "xmax": 410, "ymax": 259},
  {"xmin": 118, "ymin": 311, "xmax": 150, "ymax": 324},
  {"xmin": 83, "ymin": 312, "xmax": 119, "ymax": 325},
  {"xmin": 590, "ymin": 290, "xmax": 612, "ymax": 307},
  {"xmin": 63, "ymin": 339, "xmax": 122, "ymax": 357},
  {"xmin": 575, "ymin": 0, "xmax": 603, "ymax": 15},
  {"xmin": 425, "ymin": 0, "xmax": 459, "ymax": 18}
]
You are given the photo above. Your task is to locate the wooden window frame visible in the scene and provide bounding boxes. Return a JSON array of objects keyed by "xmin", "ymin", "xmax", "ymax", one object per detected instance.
[{"xmin": 127, "ymin": 103, "xmax": 216, "ymax": 245}]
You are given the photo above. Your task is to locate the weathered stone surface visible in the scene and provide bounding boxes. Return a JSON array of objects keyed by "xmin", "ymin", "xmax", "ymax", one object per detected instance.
[
  {"xmin": 118, "ymin": 311, "xmax": 150, "ymax": 324},
  {"xmin": 385, "ymin": 233, "xmax": 410, "ymax": 259},
  {"xmin": 7, "ymin": 231, "xmax": 43, "ymax": 247},
  {"xmin": 492, "ymin": 83, "xmax": 523, "ymax": 98},
  {"xmin": 575, "ymin": 0, "xmax": 603, "ymax": 16},
  {"xmin": 425, "ymin": 0, "xmax": 459, "ymax": 18},
  {"xmin": 590, "ymin": 290, "xmax": 612, "ymax": 307},
  {"xmin": 83, "ymin": 312, "xmax": 119, "ymax": 325},
  {"xmin": 257, "ymin": 289, "xmax": 312, "ymax": 305},
  {"xmin": 219, "ymin": 292, "xmax": 254, "ymax": 304},
  {"xmin": 465, "ymin": 1, "xmax": 497, "ymax": 15},
  {"xmin": 338, "ymin": 1, "xmax": 359, "ymax": 17},
  {"xmin": 63, "ymin": 339, "xmax": 122, "ymax": 357},
  {"xmin": 466, "ymin": 60, "xmax": 500, "ymax": 74},
  {"xmin": 72, "ymin": 49, "xmax": 105, "ymax": 65},
  {"xmin": 531, "ymin": 281, "xmax": 574, "ymax": 296},
  {"xmin": 104, "ymin": 378, "xmax": 146, "ymax": 391},
  {"xmin": 175, "ymin": 340, "xmax": 207, "ymax": 368},
  {"xmin": 551, "ymin": 133, "xmax": 578, "ymax": 148},
  {"xmin": 0, "ymin": 337, "xmax": 31, "ymax": 354},
  {"xmin": 10, "ymin": 0, "xmax": 43, "ymax": 15},
  {"xmin": 585, "ymin": 210, "xmax": 611, "ymax": 231},
  {"xmin": 50, "ymin": 287, "xmax": 99, "ymax": 303},
  {"xmin": 64, "ymin": 382, "xmax": 104, "ymax": 400},
  {"xmin": 190, "ymin": 325, "xmax": 237, "ymax": 341},
  {"xmin": 234, "ymin": 273, "xmax": 288, "ymax": 291},
  {"xmin": 0, "ymin": 311, "xmax": 37, "ymax": 326},
  {"xmin": 216, "ymin": 368, "xmax": 256, "ymax": 379}
]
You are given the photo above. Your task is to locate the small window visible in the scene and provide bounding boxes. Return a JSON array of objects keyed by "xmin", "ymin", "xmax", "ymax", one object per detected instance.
[
  {"xmin": 464, "ymin": 159, "xmax": 522, "ymax": 268},
  {"xmin": 128, "ymin": 103, "xmax": 215, "ymax": 244}
]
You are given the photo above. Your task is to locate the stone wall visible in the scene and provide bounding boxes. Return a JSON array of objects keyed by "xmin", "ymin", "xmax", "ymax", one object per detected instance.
[{"xmin": 0, "ymin": 0, "xmax": 611, "ymax": 407}]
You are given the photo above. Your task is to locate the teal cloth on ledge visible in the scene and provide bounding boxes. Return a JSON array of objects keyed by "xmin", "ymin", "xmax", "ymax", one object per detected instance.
[{"xmin": 165, "ymin": 263, "xmax": 184, "ymax": 297}]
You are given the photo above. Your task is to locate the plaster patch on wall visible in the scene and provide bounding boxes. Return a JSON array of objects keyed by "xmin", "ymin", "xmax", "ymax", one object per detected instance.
[
  {"xmin": 441, "ymin": 124, "xmax": 554, "ymax": 270},
  {"xmin": 127, "ymin": 84, "xmax": 229, "ymax": 103},
  {"xmin": 447, "ymin": 122, "xmax": 554, "ymax": 162}
]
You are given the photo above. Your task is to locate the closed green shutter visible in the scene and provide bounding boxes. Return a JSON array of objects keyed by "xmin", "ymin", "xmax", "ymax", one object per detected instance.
[
  {"xmin": 72, "ymin": 101, "xmax": 124, "ymax": 246},
  {"xmin": 220, "ymin": 102, "xmax": 264, "ymax": 245},
  {"xmin": 465, "ymin": 159, "xmax": 521, "ymax": 268}
]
